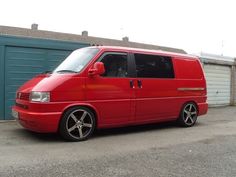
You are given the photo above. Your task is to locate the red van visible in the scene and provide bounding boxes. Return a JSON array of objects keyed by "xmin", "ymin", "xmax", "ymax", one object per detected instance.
[{"xmin": 12, "ymin": 46, "xmax": 208, "ymax": 141}]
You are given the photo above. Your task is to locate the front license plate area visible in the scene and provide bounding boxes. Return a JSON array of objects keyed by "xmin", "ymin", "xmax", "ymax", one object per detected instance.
[{"xmin": 12, "ymin": 110, "xmax": 19, "ymax": 119}]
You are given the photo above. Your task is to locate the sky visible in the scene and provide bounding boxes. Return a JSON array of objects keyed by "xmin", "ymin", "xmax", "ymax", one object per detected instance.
[{"xmin": 0, "ymin": 0, "xmax": 236, "ymax": 57}]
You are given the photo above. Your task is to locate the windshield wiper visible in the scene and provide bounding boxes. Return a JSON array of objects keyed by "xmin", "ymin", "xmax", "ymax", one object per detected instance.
[
  {"xmin": 42, "ymin": 71, "xmax": 52, "ymax": 74},
  {"xmin": 56, "ymin": 70, "xmax": 78, "ymax": 73}
]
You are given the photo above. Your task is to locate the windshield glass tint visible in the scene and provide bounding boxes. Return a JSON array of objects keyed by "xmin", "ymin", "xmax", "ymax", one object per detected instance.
[{"xmin": 53, "ymin": 48, "xmax": 99, "ymax": 73}]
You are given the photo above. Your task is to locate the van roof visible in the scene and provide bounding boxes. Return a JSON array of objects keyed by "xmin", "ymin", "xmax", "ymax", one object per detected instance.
[{"xmin": 88, "ymin": 46, "xmax": 198, "ymax": 60}]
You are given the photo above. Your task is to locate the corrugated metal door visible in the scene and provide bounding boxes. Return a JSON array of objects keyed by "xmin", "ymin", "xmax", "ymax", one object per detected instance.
[
  {"xmin": 204, "ymin": 64, "xmax": 231, "ymax": 106},
  {"xmin": 46, "ymin": 49, "xmax": 71, "ymax": 71},
  {"xmin": 4, "ymin": 46, "xmax": 71, "ymax": 119}
]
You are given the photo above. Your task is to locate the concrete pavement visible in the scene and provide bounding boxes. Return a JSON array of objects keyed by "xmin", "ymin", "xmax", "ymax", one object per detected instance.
[{"xmin": 0, "ymin": 106, "xmax": 236, "ymax": 177}]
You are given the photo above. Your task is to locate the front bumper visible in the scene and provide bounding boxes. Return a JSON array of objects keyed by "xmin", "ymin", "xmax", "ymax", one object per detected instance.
[{"xmin": 12, "ymin": 106, "xmax": 61, "ymax": 133}]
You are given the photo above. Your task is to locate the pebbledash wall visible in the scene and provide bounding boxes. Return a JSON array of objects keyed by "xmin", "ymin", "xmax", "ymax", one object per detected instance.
[{"xmin": 0, "ymin": 35, "xmax": 89, "ymax": 120}]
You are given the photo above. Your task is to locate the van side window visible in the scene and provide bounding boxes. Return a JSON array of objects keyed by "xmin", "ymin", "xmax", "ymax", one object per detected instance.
[
  {"xmin": 100, "ymin": 53, "xmax": 128, "ymax": 77},
  {"xmin": 134, "ymin": 53, "xmax": 174, "ymax": 78}
]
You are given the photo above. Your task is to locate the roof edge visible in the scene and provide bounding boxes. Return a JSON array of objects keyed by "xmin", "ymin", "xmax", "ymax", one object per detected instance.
[{"xmin": 0, "ymin": 25, "xmax": 186, "ymax": 54}]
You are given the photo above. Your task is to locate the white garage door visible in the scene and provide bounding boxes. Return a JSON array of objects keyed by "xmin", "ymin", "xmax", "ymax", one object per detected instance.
[{"xmin": 204, "ymin": 64, "xmax": 231, "ymax": 107}]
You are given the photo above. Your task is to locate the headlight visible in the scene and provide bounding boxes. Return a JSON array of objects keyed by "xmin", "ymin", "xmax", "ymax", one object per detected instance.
[{"xmin": 30, "ymin": 92, "xmax": 50, "ymax": 102}]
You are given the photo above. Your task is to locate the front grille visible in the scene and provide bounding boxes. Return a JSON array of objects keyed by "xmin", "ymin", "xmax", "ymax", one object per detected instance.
[
  {"xmin": 15, "ymin": 102, "xmax": 28, "ymax": 109},
  {"xmin": 17, "ymin": 92, "xmax": 30, "ymax": 100}
]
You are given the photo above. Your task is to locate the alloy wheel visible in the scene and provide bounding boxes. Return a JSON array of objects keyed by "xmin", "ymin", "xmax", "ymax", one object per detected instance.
[
  {"xmin": 182, "ymin": 103, "xmax": 197, "ymax": 126},
  {"xmin": 66, "ymin": 109, "xmax": 94, "ymax": 140}
]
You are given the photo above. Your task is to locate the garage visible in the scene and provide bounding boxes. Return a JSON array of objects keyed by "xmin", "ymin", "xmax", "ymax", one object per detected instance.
[
  {"xmin": 0, "ymin": 35, "xmax": 89, "ymax": 120},
  {"xmin": 204, "ymin": 64, "xmax": 231, "ymax": 107}
]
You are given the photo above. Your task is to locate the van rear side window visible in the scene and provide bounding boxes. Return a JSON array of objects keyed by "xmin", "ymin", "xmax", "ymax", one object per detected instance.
[{"xmin": 134, "ymin": 53, "xmax": 174, "ymax": 78}]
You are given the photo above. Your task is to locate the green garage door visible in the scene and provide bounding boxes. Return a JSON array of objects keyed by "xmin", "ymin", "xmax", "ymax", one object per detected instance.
[{"xmin": 4, "ymin": 46, "xmax": 72, "ymax": 119}]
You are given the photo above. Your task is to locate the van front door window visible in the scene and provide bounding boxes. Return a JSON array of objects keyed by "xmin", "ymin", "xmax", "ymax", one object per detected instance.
[{"xmin": 100, "ymin": 53, "xmax": 128, "ymax": 78}]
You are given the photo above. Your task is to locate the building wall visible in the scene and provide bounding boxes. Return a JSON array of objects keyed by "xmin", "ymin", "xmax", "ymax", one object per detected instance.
[
  {"xmin": 234, "ymin": 64, "xmax": 236, "ymax": 104},
  {"xmin": 0, "ymin": 35, "xmax": 89, "ymax": 120}
]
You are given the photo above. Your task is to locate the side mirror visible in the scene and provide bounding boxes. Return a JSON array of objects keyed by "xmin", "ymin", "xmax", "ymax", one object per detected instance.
[{"xmin": 88, "ymin": 62, "xmax": 105, "ymax": 77}]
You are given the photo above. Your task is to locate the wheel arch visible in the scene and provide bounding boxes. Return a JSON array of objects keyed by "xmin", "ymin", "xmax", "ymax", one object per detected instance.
[
  {"xmin": 177, "ymin": 100, "xmax": 199, "ymax": 127},
  {"xmin": 59, "ymin": 103, "xmax": 100, "ymax": 130}
]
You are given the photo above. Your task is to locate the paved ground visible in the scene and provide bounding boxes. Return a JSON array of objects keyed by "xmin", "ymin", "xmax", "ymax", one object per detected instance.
[{"xmin": 0, "ymin": 106, "xmax": 236, "ymax": 177}]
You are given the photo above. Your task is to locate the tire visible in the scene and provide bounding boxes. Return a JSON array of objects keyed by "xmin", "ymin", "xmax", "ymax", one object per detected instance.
[
  {"xmin": 59, "ymin": 106, "xmax": 96, "ymax": 141},
  {"xmin": 178, "ymin": 102, "xmax": 198, "ymax": 127}
]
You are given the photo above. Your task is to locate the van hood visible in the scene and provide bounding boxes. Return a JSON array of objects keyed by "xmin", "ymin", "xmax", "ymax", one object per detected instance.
[{"xmin": 18, "ymin": 74, "xmax": 77, "ymax": 93}]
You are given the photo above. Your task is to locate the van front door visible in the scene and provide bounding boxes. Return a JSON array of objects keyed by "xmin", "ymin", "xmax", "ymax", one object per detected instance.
[
  {"xmin": 133, "ymin": 53, "xmax": 178, "ymax": 122},
  {"xmin": 86, "ymin": 52, "xmax": 135, "ymax": 127}
]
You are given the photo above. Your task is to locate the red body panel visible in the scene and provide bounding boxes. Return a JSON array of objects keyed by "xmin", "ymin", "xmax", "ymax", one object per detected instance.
[
  {"xmin": 86, "ymin": 77, "xmax": 135, "ymax": 126},
  {"xmin": 12, "ymin": 46, "xmax": 208, "ymax": 133}
]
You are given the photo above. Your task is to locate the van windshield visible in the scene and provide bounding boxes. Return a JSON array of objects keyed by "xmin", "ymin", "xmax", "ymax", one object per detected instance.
[{"xmin": 53, "ymin": 48, "xmax": 99, "ymax": 73}]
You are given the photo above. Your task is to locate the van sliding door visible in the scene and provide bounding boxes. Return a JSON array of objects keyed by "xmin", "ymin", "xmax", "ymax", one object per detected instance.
[{"xmin": 132, "ymin": 53, "xmax": 179, "ymax": 122}]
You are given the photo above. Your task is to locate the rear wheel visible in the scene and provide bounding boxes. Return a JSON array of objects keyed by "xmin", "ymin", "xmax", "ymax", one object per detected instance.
[
  {"xmin": 178, "ymin": 102, "xmax": 198, "ymax": 127},
  {"xmin": 59, "ymin": 107, "xmax": 96, "ymax": 141}
]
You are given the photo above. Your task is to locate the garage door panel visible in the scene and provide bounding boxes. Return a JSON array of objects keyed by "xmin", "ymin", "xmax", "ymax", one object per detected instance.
[
  {"xmin": 47, "ymin": 50, "xmax": 71, "ymax": 71},
  {"xmin": 207, "ymin": 82, "xmax": 230, "ymax": 86},
  {"xmin": 207, "ymin": 95, "xmax": 230, "ymax": 99},
  {"xmin": 7, "ymin": 66, "xmax": 43, "ymax": 74},
  {"xmin": 4, "ymin": 47, "xmax": 45, "ymax": 119},
  {"xmin": 207, "ymin": 80, "xmax": 230, "ymax": 83},
  {"xmin": 207, "ymin": 88, "xmax": 231, "ymax": 92},
  {"xmin": 4, "ymin": 46, "xmax": 72, "ymax": 119},
  {"xmin": 204, "ymin": 64, "xmax": 231, "ymax": 106},
  {"xmin": 206, "ymin": 73, "xmax": 231, "ymax": 78},
  {"xmin": 207, "ymin": 92, "xmax": 230, "ymax": 96},
  {"xmin": 208, "ymin": 98, "xmax": 230, "ymax": 102}
]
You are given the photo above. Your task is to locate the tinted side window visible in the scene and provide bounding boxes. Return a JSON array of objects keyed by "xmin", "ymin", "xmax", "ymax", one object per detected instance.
[
  {"xmin": 134, "ymin": 53, "xmax": 174, "ymax": 78},
  {"xmin": 100, "ymin": 53, "xmax": 128, "ymax": 77}
]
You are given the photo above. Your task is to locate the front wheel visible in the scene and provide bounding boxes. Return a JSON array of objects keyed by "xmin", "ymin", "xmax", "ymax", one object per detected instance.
[
  {"xmin": 59, "ymin": 107, "xmax": 96, "ymax": 141},
  {"xmin": 178, "ymin": 102, "xmax": 198, "ymax": 127}
]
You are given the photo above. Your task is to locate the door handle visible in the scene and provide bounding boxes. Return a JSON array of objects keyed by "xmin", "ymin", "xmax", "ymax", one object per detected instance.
[
  {"xmin": 130, "ymin": 80, "xmax": 135, "ymax": 88},
  {"xmin": 137, "ymin": 80, "xmax": 142, "ymax": 88}
]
